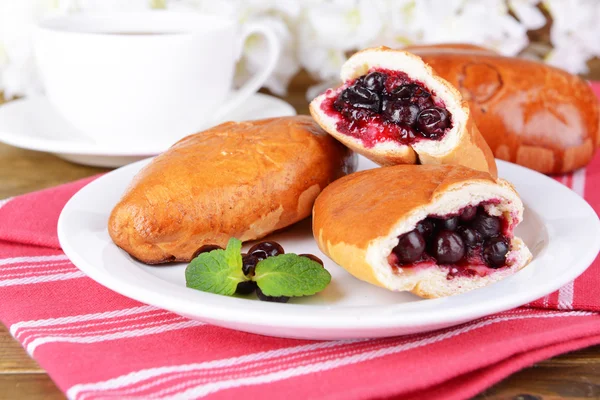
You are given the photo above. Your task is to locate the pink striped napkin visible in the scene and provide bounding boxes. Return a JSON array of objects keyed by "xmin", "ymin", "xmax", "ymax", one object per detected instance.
[
  {"xmin": 0, "ymin": 156, "xmax": 598, "ymax": 400},
  {"xmin": 0, "ymin": 91, "xmax": 599, "ymax": 399}
]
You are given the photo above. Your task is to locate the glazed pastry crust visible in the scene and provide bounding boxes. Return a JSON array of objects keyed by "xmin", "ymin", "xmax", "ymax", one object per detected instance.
[
  {"xmin": 314, "ymin": 164, "xmax": 496, "ymax": 247},
  {"xmin": 313, "ymin": 164, "xmax": 531, "ymax": 298},
  {"xmin": 309, "ymin": 46, "xmax": 497, "ymax": 177},
  {"xmin": 407, "ymin": 44, "xmax": 600, "ymax": 174},
  {"xmin": 109, "ymin": 116, "xmax": 356, "ymax": 264}
]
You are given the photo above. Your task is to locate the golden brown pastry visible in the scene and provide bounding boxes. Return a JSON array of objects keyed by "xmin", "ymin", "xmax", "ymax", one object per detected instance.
[
  {"xmin": 313, "ymin": 164, "xmax": 531, "ymax": 298},
  {"xmin": 406, "ymin": 43, "xmax": 600, "ymax": 174},
  {"xmin": 109, "ymin": 116, "xmax": 356, "ymax": 264},
  {"xmin": 309, "ymin": 46, "xmax": 497, "ymax": 177}
]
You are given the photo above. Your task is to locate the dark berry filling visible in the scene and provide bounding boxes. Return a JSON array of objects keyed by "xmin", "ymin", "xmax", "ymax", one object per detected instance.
[
  {"xmin": 391, "ymin": 231, "xmax": 426, "ymax": 264},
  {"xmin": 456, "ymin": 226, "xmax": 482, "ymax": 248},
  {"xmin": 437, "ymin": 216, "xmax": 459, "ymax": 231},
  {"xmin": 459, "ymin": 205, "xmax": 477, "ymax": 222},
  {"xmin": 430, "ymin": 230, "xmax": 465, "ymax": 264},
  {"xmin": 241, "ymin": 253, "xmax": 259, "ymax": 277},
  {"xmin": 248, "ymin": 241, "xmax": 285, "ymax": 258},
  {"xmin": 236, "ymin": 252, "xmax": 260, "ymax": 295},
  {"xmin": 298, "ymin": 254, "xmax": 324, "ymax": 266},
  {"xmin": 321, "ymin": 68, "xmax": 452, "ymax": 148},
  {"xmin": 256, "ymin": 287, "xmax": 289, "ymax": 303},
  {"xmin": 192, "ymin": 244, "xmax": 223, "ymax": 259},
  {"xmin": 388, "ymin": 202, "xmax": 513, "ymax": 279},
  {"xmin": 236, "ymin": 280, "xmax": 258, "ymax": 295},
  {"xmin": 416, "ymin": 219, "xmax": 436, "ymax": 239},
  {"xmin": 483, "ymin": 237, "xmax": 510, "ymax": 268}
]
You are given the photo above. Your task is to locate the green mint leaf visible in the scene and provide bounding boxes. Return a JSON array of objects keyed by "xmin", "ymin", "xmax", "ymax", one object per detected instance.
[
  {"xmin": 223, "ymin": 237, "xmax": 242, "ymax": 270},
  {"xmin": 254, "ymin": 253, "xmax": 331, "ymax": 297},
  {"xmin": 185, "ymin": 238, "xmax": 245, "ymax": 296}
]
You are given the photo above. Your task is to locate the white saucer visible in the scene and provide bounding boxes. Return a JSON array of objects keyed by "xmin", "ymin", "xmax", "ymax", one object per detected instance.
[
  {"xmin": 58, "ymin": 156, "xmax": 600, "ymax": 340},
  {"xmin": 0, "ymin": 93, "xmax": 296, "ymax": 167}
]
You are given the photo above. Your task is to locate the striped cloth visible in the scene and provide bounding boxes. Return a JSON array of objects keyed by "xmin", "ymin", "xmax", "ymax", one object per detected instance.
[
  {"xmin": 1, "ymin": 103, "xmax": 600, "ymax": 399},
  {"xmin": 0, "ymin": 158, "xmax": 599, "ymax": 400}
]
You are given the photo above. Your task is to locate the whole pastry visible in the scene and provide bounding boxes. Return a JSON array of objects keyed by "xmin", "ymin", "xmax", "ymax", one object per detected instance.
[
  {"xmin": 313, "ymin": 164, "xmax": 531, "ymax": 298},
  {"xmin": 310, "ymin": 46, "xmax": 497, "ymax": 177},
  {"xmin": 109, "ymin": 116, "xmax": 356, "ymax": 264},
  {"xmin": 407, "ymin": 44, "xmax": 600, "ymax": 174}
]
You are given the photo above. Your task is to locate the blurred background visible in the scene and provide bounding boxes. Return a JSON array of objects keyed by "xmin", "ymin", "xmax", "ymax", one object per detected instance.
[
  {"xmin": 1, "ymin": 4, "xmax": 599, "ymax": 399},
  {"xmin": 1, "ymin": 0, "xmax": 599, "ymax": 102}
]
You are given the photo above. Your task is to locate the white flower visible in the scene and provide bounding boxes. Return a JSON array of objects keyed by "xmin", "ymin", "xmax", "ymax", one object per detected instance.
[
  {"xmin": 0, "ymin": 0, "xmax": 67, "ymax": 98},
  {"xmin": 167, "ymin": 0, "xmax": 244, "ymax": 18},
  {"xmin": 374, "ymin": 0, "xmax": 531, "ymax": 56},
  {"xmin": 372, "ymin": 0, "xmax": 425, "ymax": 48},
  {"xmin": 298, "ymin": 26, "xmax": 347, "ymax": 82},
  {"xmin": 0, "ymin": 0, "xmax": 159, "ymax": 98},
  {"xmin": 1, "ymin": 0, "xmax": 598, "ymax": 98},
  {"xmin": 235, "ymin": 15, "xmax": 300, "ymax": 96},
  {"xmin": 458, "ymin": 1, "xmax": 529, "ymax": 56},
  {"xmin": 427, "ymin": 0, "xmax": 528, "ymax": 55},
  {"xmin": 76, "ymin": 0, "xmax": 151, "ymax": 12},
  {"xmin": 544, "ymin": 0, "xmax": 600, "ymax": 74},
  {"xmin": 544, "ymin": 43, "xmax": 592, "ymax": 74},
  {"xmin": 237, "ymin": 0, "xmax": 301, "ymax": 20},
  {"xmin": 228, "ymin": 0, "xmax": 301, "ymax": 95},
  {"xmin": 508, "ymin": 0, "xmax": 546, "ymax": 30},
  {"xmin": 168, "ymin": 0, "xmax": 301, "ymax": 95},
  {"xmin": 297, "ymin": 0, "xmax": 385, "ymax": 81},
  {"xmin": 169, "ymin": 0, "xmax": 300, "ymax": 19},
  {"xmin": 303, "ymin": 0, "xmax": 384, "ymax": 51}
]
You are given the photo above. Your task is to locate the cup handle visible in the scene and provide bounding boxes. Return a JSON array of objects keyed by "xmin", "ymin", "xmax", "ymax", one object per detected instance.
[{"xmin": 210, "ymin": 22, "xmax": 281, "ymax": 124}]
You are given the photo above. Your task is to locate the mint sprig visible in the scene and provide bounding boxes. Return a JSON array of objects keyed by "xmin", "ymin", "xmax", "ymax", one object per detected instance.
[
  {"xmin": 185, "ymin": 238, "xmax": 332, "ymax": 299},
  {"xmin": 254, "ymin": 254, "xmax": 331, "ymax": 297},
  {"xmin": 185, "ymin": 238, "xmax": 247, "ymax": 295}
]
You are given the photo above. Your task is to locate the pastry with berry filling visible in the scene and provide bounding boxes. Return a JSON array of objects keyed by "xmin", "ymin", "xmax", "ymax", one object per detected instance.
[
  {"xmin": 404, "ymin": 43, "xmax": 600, "ymax": 174},
  {"xmin": 313, "ymin": 164, "xmax": 531, "ymax": 298},
  {"xmin": 310, "ymin": 46, "xmax": 497, "ymax": 177},
  {"xmin": 109, "ymin": 116, "xmax": 356, "ymax": 265}
]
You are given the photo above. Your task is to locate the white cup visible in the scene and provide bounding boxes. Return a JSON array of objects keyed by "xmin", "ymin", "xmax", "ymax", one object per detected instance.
[{"xmin": 33, "ymin": 12, "xmax": 281, "ymax": 147}]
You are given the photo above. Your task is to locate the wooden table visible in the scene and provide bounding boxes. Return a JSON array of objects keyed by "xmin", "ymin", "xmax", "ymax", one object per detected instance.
[{"xmin": 1, "ymin": 76, "xmax": 599, "ymax": 399}]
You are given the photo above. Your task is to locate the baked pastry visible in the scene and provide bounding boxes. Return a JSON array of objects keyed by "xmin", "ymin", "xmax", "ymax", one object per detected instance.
[
  {"xmin": 109, "ymin": 116, "xmax": 356, "ymax": 264},
  {"xmin": 313, "ymin": 164, "xmax": 532, "ymax": 298},
  {"xmin": 406, "ymin": 43, "xmax": 600, "ymax": 174},
  {"xmin": 309, "ymin": 46, "xmax": 497, "ymax": 177}
]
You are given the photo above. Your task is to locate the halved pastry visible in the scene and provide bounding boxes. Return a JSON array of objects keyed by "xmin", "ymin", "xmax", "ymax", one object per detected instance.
[
  {"xmin": 310, "ymin": 46, "xmax": 497, "ymax": 177},
  {"xmin": 109, "ymin": 116, "xmax": 356, "ymax": 264},
  {"xmin": 313, "ymin": 164, "xmax": 531, "ymax": 298}
]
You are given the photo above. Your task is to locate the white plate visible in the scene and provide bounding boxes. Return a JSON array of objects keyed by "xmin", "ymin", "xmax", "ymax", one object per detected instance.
[
  {"xmin": 0, "ymin": 93, "xmax": 296, "ymax": 167},
  {"xmin": 57, "ymin": 157, "xmax": 600, "ymax": 340}
]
